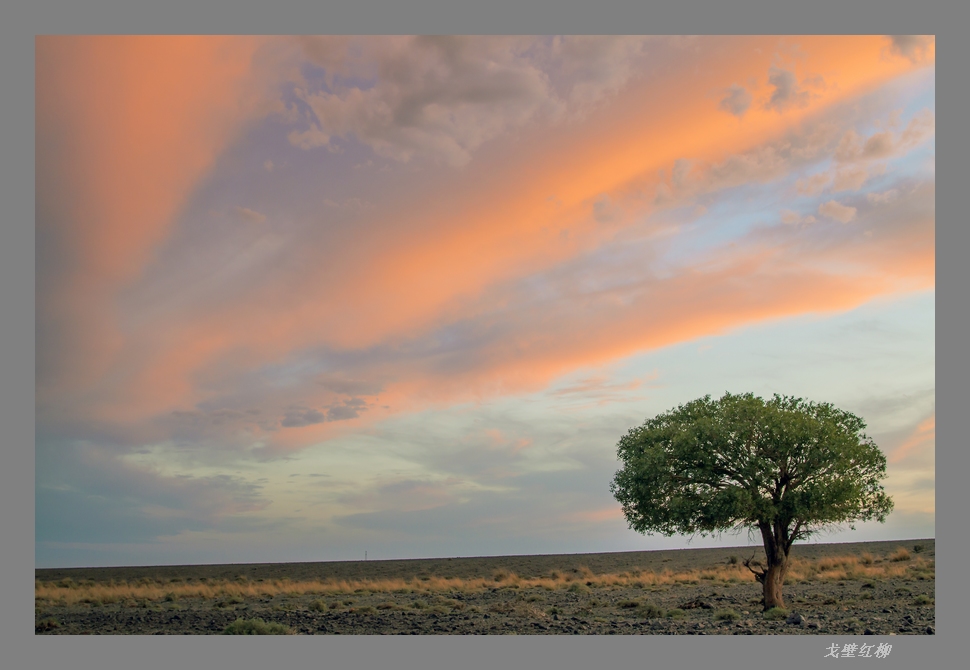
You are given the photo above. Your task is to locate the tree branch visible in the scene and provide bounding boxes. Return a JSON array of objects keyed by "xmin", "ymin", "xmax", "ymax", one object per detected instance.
[{"xmin": 742, "ymin": 551, "xmax": 767, "ymax": 584}]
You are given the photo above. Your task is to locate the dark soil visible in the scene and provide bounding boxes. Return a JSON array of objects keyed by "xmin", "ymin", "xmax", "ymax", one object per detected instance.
[{"xmin": 35, "ymin": 538, "xmax": 935, "ymax": 635}]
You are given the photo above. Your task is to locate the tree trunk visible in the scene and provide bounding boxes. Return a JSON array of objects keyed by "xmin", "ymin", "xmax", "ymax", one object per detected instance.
[
  {"xmin": 762, "ymin": 559, "xmax": 788, "ymax": 610},
  {"xmin": 757, "ymin": 520, "xmax": 791, "ymax": 610}
]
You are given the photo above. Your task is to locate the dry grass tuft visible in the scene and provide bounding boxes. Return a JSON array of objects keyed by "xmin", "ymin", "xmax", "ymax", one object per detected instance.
[
  {"xmin": 889, "ymin": 547, "xmax": 912, "ymax": 562},
  {"xmin": 34, "ymin": 553, "xmax": 934, "ymax": 607}
]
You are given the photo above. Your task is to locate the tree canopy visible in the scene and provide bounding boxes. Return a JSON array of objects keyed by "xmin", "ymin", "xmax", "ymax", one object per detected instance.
[{"xmin": 610, "ymin": 392, "xmax": 893, "ymax": 608}]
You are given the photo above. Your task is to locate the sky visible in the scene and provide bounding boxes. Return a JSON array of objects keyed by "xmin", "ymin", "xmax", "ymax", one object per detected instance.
[{"xmin": 35, "ymin": 35, "xmax": 935, "ymax": 569}]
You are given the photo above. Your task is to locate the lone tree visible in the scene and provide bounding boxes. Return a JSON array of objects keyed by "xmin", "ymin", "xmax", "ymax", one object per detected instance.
[{"xmin": 610, "ymin": 393, "xmax": 893, "ymax": 610}]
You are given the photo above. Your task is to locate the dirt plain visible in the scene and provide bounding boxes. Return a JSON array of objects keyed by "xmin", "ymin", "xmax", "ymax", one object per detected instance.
[{"xmin": 35, "ymin": 538, "xmax": 934, "ymax": 635}]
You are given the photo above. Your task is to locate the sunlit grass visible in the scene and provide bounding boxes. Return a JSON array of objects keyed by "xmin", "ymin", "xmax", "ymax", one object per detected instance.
[{"xmin": 35, "ymin": 553, "xmax": 934, "ymax": 607}]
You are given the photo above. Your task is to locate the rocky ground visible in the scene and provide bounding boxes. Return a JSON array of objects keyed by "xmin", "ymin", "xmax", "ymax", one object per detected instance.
[{"xmin": 35, "ymin": 539, "xmax": 935, "ymax": 635}]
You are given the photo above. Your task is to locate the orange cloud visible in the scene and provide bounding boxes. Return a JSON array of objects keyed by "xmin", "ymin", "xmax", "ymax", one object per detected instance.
[
  {"xmin": 570, "ymin": 506, "xmax": 625, "ymax": 524},
  {"xmin": 139, "ymin": 37, "xmax": 924, "ymax": 360},
  {"xmin": 37, "ymin": 37, "xmax": 934, "ymax": 452},
  {"xmin": 36, "ymin": 36, "xmax": 272, "ymax": 404},
  {"xmin": 890, "ymin": 414, "xmax": 935, "ymax": 464}
]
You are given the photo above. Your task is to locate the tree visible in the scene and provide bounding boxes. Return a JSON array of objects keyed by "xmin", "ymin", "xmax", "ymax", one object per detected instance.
[{"xmin": 610, "ymin": 393, "xmax": 893, "ymax": 610}]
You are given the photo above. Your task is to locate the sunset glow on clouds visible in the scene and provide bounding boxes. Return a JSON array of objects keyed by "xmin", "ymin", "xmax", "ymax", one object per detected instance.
[{"xmin": 36, "ymin": 36, "xmax": 934, "ymax": 567}]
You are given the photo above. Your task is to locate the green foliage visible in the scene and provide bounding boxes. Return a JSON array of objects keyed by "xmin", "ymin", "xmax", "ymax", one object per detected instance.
[
  {"xmin": 36, "ymin": 618, "xmax": 60, "ymax": 632},
  {"xmin": 665, "ymin": 608, "xmax": 686, "ymax": 619},
  {"xmin": 639, "ymin": 602, "xmax": 665, "ymax": 618},
  {"xmin": 610, "ymin": 393, "xmax": 893, "ymax": 543},
  {"xmin": 223, "ymin": 618, "xmax": 292, "ymax": 635},
  {"xmin": 714, "ymin": 608, "xmax": 740, "ymax": 621},
  {"xmin": 763, "ymin": 607, "xmax": 789, "ymax": 620}
]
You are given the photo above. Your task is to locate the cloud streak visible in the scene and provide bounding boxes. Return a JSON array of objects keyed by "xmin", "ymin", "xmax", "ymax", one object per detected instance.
[{"xmin": 36, "ymin": 36, "xmax": 935, "ymax": 566}]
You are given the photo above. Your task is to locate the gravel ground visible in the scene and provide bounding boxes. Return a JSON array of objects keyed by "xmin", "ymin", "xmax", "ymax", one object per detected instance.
[{"xmin": 35, "ymin": 539, "xmax": 934, "ymax": 635}]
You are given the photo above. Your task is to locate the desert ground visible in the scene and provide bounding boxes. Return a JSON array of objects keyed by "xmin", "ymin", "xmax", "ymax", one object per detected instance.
[{"xmin": 35, "ymin": 538, "xmax": 934, "ymax": 635}]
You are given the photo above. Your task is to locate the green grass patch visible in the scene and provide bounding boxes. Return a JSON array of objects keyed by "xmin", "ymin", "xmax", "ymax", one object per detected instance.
[
  {"xmin": 35, "ymin": 618, "xmax": 60, "ymax": 632},
  {"xmin": 763, "ymin": 607, "xmax": 789, "ymax": 620},
  {"xmin": 223, "ymin": 618, "xmax": 292, "ymax": 635},
  {"xmin": 638, "ymin": 602, "xmax": 665, "ymax": 618}
]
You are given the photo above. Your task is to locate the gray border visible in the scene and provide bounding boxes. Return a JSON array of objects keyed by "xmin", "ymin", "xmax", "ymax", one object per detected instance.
[{"xmin": 5, "ymin": 1, "xmax": 959, "ymax": 669}]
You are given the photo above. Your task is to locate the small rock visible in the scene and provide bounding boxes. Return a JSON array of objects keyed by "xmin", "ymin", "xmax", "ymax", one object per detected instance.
[
  {"xmin": 786, "ymin": 613, "xmax": 804, "ymax": 625},
  {"xmin": 864, "ymin": 628, "xmax": 876, "ymax": 635},
  {"xmin": 807, "ymin": 621, "xmax": 819, "ymax": 629},
  {"xmin": 925, "ymin": 626, "xmax": 935, "ymax": 635}
]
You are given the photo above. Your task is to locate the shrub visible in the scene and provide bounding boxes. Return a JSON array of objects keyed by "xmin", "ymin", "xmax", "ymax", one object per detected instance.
[
  {"xmin": 860, "ymin": 552, "xmax": 875, "ymax": 565},
  {"xmin": 715, "ymin": 609, "xmax": 740, "ymax": 621},
  {"xmin": 639, "ymin": 602, "xmax": 665, "ymax": 618},
  {"xmin": 665, "ymin": 608, "xmax": 686, "ymax": 619},
  {"xmin": 913, "ymin": 544, "xmax": 925, "ymax": 553},
  {"xmin": 889, "ymin": 547, "xmax": 912, "ymax": 562},
  {"xmin": 914, "ymin": 594, "xmax": 934, "ymax": 606},
  {"xmin": 36, "ymin": 618, "xmax": 60, "ymax": 632},
  {"xmin": 308, "ymin": 599, "xmax": 327, "ymax": 612},
  {"xmin": 728, "ymin": 555, "xmax": 739, "ymax": 565},
  {"xmin": 763, "ymin": 607, "xmax": 789, "ymax": 621},
  {"xmin": 617, "ymin": 600, "xmax": 640, "ymax": 609},
  {"xmin": 567, "ymin": 583, "xmax": 589, "ymax": 594},
  {"xmin": 223, "ymin": 618, "xmax": 292, "ymax": 635}
]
